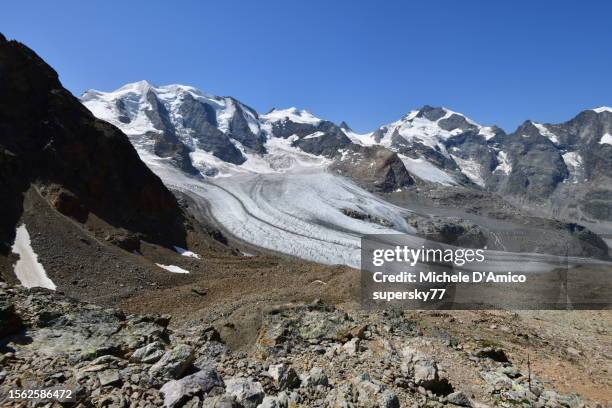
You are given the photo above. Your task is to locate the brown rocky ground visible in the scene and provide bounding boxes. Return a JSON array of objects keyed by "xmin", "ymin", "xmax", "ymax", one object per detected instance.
[{"xmin": 116, "ymin": 249, "xmax": 612, "ymax": 406}]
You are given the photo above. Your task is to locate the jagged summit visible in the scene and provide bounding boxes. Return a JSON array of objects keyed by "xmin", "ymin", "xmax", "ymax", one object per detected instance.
[{"xmin": 339, "ymin": 121, "xmax": 351, "ymax": 131}]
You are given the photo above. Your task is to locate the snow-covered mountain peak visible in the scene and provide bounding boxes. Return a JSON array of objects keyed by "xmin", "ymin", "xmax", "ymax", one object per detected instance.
[
  {"xmin": 374, "ymin": 106, "xmax": 484, "ymax": 150},
  {"xmin": 260, "ymin": 107, "xmax": 322, "ymax": 125},
  {"xmin": 592, "ymin": 106, "xmax": 612, "ymax": 114},
  {"xmin": 120, "ymin": 79, "xmax": 154, "ymax": 92}
]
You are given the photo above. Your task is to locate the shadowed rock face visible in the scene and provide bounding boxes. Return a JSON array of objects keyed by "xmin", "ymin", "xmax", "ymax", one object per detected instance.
[
  {"xmin": 491, "ymin": 112, "xmax": 612, "ymax": 221},
  {"xmin": 293, "ymin": 121, "xmax": 353, "ymax": 158},
  {"xmin": 331, "ymin": 145, "xmax": 415, "ymax": 193},
  {"xmin": 177, "ymin": 93, "xmax": 246, "ymax": 165},
  {"xmin": 497, "ymin": 121, "xmax": 569, "ymax": 200},
  {"xmin": 144, "ymin": 90, "xmax": 201, "ymax": 174},
  {"xmin": 265, "ymin": 118, "xmax": 353, "ymax": 158},
  {"xmin": 227, "ymin": 99, "xmax": 267, "ymax": 154},
  {"xmin": 0, "ymin": 33, "xmax": 189, "ymax": 253}
]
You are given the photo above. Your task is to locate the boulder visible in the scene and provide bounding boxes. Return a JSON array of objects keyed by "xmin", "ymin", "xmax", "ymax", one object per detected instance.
[
  {"xmin": 447, "ymin": 391, "xmax": 472, "ymax": 407},
  {"xmin": 257, "ymin": 392, "xmax": 289, "ymax": 408},
  {"xmin": 342, "ymin": 338, "xmax": 360, "ymax": 355},
  {"xmin": 149, "ymin": 344, "xmax": 195, "ymax": 382},
  {"xmin": 160, "ymin": 367, "xmax": 224, "ymax": 408},
  {"xmin": 378, "ymin": 390, "xmax": 400, "ymax": 408},
  {"xmin": 301, "ymin": 367, "xmax": 328, "ymax": 388},
  {"xmin": 202, "ymin": 394, "xmax": 242, "ymax": 408},
  {"xmin": 402, "ymin": 346, "xmax": 454, "ymax": 395},
  {"xmin": 225, "ymin": 377, "xmax": 265, "ymax": 408},
  {"xmin": 268, "ymin": 364, "xmax": 300, "ymax": 390},
  {"xmin": 98, "ymin": 369, "xmax": 121, "ymax": 386},
  {"xmin": 131, "ymin": 341, "xmax": 166, "ymax": 364}
]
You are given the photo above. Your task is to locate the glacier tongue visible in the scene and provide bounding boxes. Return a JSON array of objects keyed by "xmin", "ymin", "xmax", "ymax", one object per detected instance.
[{"xmin": 139, "ymin": 147, "xmax": 414, "ymax": 267}]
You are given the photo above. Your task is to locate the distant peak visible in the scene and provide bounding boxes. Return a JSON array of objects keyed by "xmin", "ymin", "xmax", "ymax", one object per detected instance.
[
  {"xmin": 116, "ymin": 80, "xmax": 155, "ymax": 93},
  {"xmin": 339, "ymin": 121, "xmax": 351, "ymax": 131},
  {"xmin": 262, "ymin": 107, "xmax": 321, "ymax": 125},
  {"xmin": 415, "ymin": 105, "xmax": 448, "ymax": 122},
  {"xmin": 592, "ymin": 106, "xmax": 612, "ymax": 113}
]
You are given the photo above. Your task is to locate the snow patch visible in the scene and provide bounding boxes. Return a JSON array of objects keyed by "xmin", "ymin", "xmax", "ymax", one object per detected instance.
[
  {"xmin": 398, "ymin": 155, "xmax": 457, "ymax": 186},
  {"xmin": 494, "ymin": 151, "xmax": 511, "ymax": 175},
  {"xmin": 592, "ymin": 106, "xmax": 612, "ymax": 113},
  {"xmin": 478, "ymin": 126, "xmax": 497, "ymax": 140},
  {"xmin": 302, "ymin": 131, "xmax": 325, "ymax": 140},
  {"xmin": 11, "ymin": 225, "xmax": 56, "ymax": 290},
  {"xmin": 451, "ymin": 155, "xmax": 484, "ymax": 187},
  {"xmin": 533, "ymin": 123, "xmax": 559, "ymax": 144},
  {"xmin": 562, "ymin": 151, "xmax": 583, "ymax": 183},
  {"xmin": 215, "ymin": 97, "xmax": 237, "ymax": 133},
  {"xmin": 562, "ymin": 151, "xmax": 582, "ymax": 168},
  {"xmin": 343, "ymin": 129, "xmax": 377, "ymax": 146},
  {"xmin": 156, "ymin": 263, "xmax": 190, "ymax": 274},
  {"xmin": 174, "ymin": 246, "xmax": 201, "ymax": 259},
  {"xmin": 599, "ymin": 133, "xmax": 612, "ymax": 146}
]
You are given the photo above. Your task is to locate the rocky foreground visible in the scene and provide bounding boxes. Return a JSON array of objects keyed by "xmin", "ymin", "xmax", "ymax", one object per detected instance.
[{"xmin": 1, "ymin": 284, "xmax": 609, "ymax": 408}]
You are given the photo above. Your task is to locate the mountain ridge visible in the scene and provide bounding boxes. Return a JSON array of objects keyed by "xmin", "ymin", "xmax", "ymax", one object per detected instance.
[{"xmin": 82, "ymin": 81, "xmax": 612, "ymax": 223}]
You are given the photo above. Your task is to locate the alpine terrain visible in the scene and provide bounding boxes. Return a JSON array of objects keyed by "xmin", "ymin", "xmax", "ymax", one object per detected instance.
[
  {"xmin": 0, "ymin": 33, "xmax": 610, "ymax": 408},
  {"xmin": 80, "ymin": 81, "xmax": 612, "ymax": 266}
]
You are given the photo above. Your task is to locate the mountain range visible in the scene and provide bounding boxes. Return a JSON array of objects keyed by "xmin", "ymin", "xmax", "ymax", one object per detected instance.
[
  {"xmin": 76, "ymin": 81, "xmax": 612, "ymax": 267},
  {"xmin": 1, "ymin": 32, "xmax": 610, "ymax": 291},
  {"xmin": 82, "ymin": 81, "xmax": 612, "ymax": 223}
]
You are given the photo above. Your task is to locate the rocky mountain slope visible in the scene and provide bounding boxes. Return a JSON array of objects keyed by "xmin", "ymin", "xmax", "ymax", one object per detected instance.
[
  {"xmin": 1, "ymin": 284, "xmax": 610, "ymax": 407},
  {"xmin": 0, "ymin": 33, "xmax": 227, "ymax": 297}
]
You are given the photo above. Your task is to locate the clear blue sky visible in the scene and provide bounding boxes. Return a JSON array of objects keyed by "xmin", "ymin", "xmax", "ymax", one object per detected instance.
[{"xmin": 2, "ymin": 1, "xmax": 611, "ymax": 132}]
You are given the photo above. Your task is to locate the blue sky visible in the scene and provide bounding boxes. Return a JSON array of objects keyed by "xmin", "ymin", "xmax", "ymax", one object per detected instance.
[{"xmin": 2, "ymin": 1, "xmax": 611, "ymax": 132}]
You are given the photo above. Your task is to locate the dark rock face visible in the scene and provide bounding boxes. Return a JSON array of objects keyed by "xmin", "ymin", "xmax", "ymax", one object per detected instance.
[
  {"xmin": 265, "ymin": 116, "xmax": 353, "ymax": 158},
  {"xmin": 416, "ymin": 105, "xmax": 447, "ymax": 122},
  {"xmin": 227, "ymin": 99, "xmax": 266, "ymax": 154},
  {"xmin": 495, "ymin": 121, "xmax": 568, "ymax": 200},
  {"xmin": 331, "ymin": 145, "xmax": 415, "ymax": 193},
  {"xmin": 0, "ymin": 298, "xmax": 22, "ymax": 338},
  {"xmin": 446, "ymin": 130, "xmax": 499, "ymax": 179},
  {"xmin": 265, "ymin": 118, "xmax": 317, "ymax": 139},
  {"xmin": 178, "ymin": 94, "xmax": 246, "ymax": 165},
  {"xmin": 144, "ymin": 91, "xmax": 201, "ymax": 174},
  {"xmin": 0, "ymin": 35, "xmax": 189, "ymax": 254},
  {"xmin": 393, "ymin": 134, "xmax": 460, "ymax": 174},
  {"xmin": 438, "ymin": 113, "xmax": 477, "ymax": 132},
  {"xmin": 293, "ymin": 121, "xmax": 353, "ymax": 158},
  {"xmin": 583, "ymin": 190, "xmax": 612, "ymax": 221},
  {"xmin": 339, "ymin": 121, "xmax": 351, "ymax": 131},
  {"xmin": 487, "ymin": 111, "xmax": 612, "ymax": 221}
]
